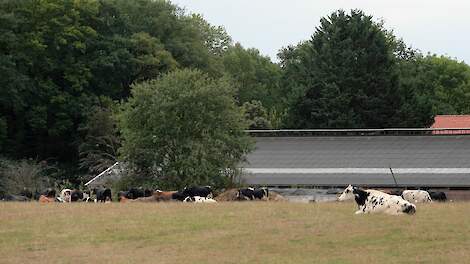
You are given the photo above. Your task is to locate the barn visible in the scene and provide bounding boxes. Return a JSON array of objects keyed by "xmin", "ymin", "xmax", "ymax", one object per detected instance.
[{"xmin": 242, "ymin": 128, "xmax": 470, "ymax": 188}]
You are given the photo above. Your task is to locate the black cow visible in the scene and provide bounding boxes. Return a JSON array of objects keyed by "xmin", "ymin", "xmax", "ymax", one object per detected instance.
[
  {"xmin": 118, "ymin": 188, "xmax": 153, "ymax": 201},
  {"xmin": 41, "ymin": 188, "xmax": 56, "ymax": 198},
  {"xmin": 237, "ymin": 187, "xmax": 269, "ymax": 200},
  {"xmin": 19, "ymin": 188, "xmax": 33, "ymax": 199},
  {"xmin": 127, "ymin": 188, "xmax": 153, "ymax": 199},
  {"xmin": 1, "ymin": 194, "xmax": 30, "ymax": 202},
  {"xmin": 181, "ymin": 186, "xmax": 213, "ymax": 199},
  {"xmin": 171, "ymin": 191, "xmax": 187, "ymax": 201},
  {"xmin": 117, "ymin": 191, "xmax": 130, "ymax": 201},
  {"xmin": 94, "ymin": 187, "xmax": 112, "ymax": 202},
  {"xmin": 428, "ymin": 191, "xmax": 447, "ymax": 202},
  {"xmin": 70, "ymin": 190, "xmax": 84, "ymax": 202}
]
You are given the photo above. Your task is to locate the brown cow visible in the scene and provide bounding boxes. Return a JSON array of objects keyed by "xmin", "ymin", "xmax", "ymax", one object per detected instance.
[
  {"xmin": 153, "ymin": 190, "xmax": 179, "ymax": 202},
  {"xmin": 39, "ymin": 195, "xmax": 55, "ymax": 203}
]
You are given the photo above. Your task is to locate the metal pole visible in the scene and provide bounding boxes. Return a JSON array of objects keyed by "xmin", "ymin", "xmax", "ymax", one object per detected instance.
[
  {"xmin": 84, "ymin": 162, "xmax": 119, "ymax": 186},
  {"xmin": 389, "ymin": 166, "xmax": 398, "ymax": 187}
]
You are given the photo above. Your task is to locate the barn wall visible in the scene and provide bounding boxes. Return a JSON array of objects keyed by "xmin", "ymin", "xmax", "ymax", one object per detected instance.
[{"xmin": 243, "ymin": 136, "xmax": 470, "ymax": 187}]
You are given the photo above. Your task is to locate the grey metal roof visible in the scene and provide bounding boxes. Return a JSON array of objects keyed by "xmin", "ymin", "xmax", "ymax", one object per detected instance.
[{"xmin": 242, "ymin": 136, "xmax": 470, "ymax": 187}]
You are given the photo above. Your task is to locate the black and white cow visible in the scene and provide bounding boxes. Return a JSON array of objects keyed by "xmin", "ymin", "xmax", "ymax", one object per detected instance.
[
  {"xmin": 401, "ymin": 190, "xmax": 432, "ymax": 203},
  {"xmin": 183, "ymin": 196, "xmax": 217, "ymax": 203},
  {"xmin": 338, "ymin": 185, "xmax": 416, "ymax": 215},
  {"xmin": 181, "ymin": 186, "xmax": 213, "ymax": 199},
  {"xmin": 237, "ymin": 187, "xmax": 269, "ymax": 201},
  {"xmin": 70, "ymin": 190, "xmax": 91, "ymax": 202},
  {"xmin": 94, "ymin": 187, "xmax": 112, "ymax": 203}
]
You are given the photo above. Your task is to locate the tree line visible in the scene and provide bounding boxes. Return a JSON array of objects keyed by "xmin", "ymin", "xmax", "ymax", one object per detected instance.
[{"xmin": 1, "ymin": 1, "xmax": 470, "ymax": 189}]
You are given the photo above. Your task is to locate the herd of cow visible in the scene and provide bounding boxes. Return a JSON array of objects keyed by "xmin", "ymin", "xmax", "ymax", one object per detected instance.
[
  {"xmin": 1, "ymin": 184, "xmax": 448, "ymax": 215},
  {"xmin": 0, "ymin": 186, "xmax": 270, "ymax": 204}
]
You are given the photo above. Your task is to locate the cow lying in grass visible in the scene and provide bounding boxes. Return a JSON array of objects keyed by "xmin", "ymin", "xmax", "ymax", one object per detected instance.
[
  {"xmin": 338, "ymin": 185, "xmax": 416, "ymax": 215},
  {"xmin": 428, "ymin": 191, "xmax": 447, "ymax": 202},
  {"xmin": 183, "ymin": 196, "xmax": 217, "ymax": 203},
  {"xmin": 236, "ymin": 187, "xmax": 269, "ymax": 201},
  {"xmin": 401, "ymin": 190, "xmax": 432, "ymax": 203},
  {"xmin": 181, "ymin": 186, "xmax": 213, "ymax": 199}
]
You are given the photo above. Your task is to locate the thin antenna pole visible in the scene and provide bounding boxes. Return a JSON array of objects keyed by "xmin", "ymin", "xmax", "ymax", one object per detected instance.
[{"xmin": 389, "ymin": 165, "xmax": 398, "ymax": 187}]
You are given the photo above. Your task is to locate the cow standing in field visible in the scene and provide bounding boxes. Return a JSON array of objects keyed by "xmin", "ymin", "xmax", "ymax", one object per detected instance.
[
  {"xmin": 94, "ymin": 187, "xmax": 112, "ymax": 203},
  {"xmin": 401, "ymin": 190, "xmax": 432, "ymax": 203},
  {"xmin": 338, "ymin": 185, "xmax": 416, "ymax": 215}
]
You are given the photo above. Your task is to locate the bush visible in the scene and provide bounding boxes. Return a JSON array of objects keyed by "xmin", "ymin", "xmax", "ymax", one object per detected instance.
[
  {"xmin": 118, "ymin": 69, "xmax": 254, "ymax": 189},
  {"xmin": 0, "ymin": 158, "xmax": 54, "ymax": 196}
]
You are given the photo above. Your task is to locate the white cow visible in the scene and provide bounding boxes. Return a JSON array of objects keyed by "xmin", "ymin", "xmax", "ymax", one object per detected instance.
[
  {"xmin": 59, "ymin": 189, "xmax": 72, "ymax": 203},
  {"xmin": 338, "ymin": 185, "xmax": 416, "ymax": 215},
  {"xmin": 183, "ymin": 196, "xmax": 217, "ymax": 203},
  {"xmin": 402, "ymin": 190, "xmax": 432, "ymax": 203}
]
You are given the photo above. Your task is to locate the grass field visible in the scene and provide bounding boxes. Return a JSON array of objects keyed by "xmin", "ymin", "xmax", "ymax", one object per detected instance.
[{"xmin": 1, "ymin": 202, "xmax": 469, "ymax": 264}]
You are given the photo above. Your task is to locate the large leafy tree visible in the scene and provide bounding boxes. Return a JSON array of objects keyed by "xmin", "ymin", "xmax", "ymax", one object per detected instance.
[
  {"xmin": 284, "ymin": 10, "xmax": 402, "ymax": 128},
  {"xmin": 0, "ymin": 0, "xmax": 230, "ymax": 165},
  {"xmin": 118, "ymin": 69, "xmax": 253, "ymax": 188},
  {"xmin": 392, "ymin": 40, "xmax": 434, "ymax": 127},
  {"xmin": 222, "ymin": 43, "xmax": 282, "ymax": 111},
  {"xmin": 416, "ymin": 56, "xmax": 470, "ymax": 115}
]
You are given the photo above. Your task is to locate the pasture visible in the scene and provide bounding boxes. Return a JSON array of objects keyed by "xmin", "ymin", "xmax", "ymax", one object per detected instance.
[{"xmin": 1, "ymin": 202, "xmax": 469, "ymax": 264}]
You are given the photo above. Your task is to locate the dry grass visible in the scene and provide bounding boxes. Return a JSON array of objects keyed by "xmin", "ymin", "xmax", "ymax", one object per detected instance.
[{"xmin": 0, "ymin": 202, "xmax": 469, "ymax": 264}]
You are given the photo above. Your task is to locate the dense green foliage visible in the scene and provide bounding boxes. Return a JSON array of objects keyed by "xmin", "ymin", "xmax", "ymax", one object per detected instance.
[
  {"xmin": 118, "ymin": 69, "xmax": 253, "ymax": 188},
  {"xmin": 0, "ymin": 0, "xmax": 237, "ymax": 161},
  {"xmin": 280, "ymin": 10, "xmax": 470, "ymax": 129},
  {"xmin": 223, "ymin": 43, "xmax": 283, "ymax": 109},
  {"xmin": 78, "ymin": 102, "xmax": 120, "ymax": 175},
  {"xmin": 242, "ymin": 101, "xmax": 272, "ymax": 129},
  {"xmin": 1, "ymin": 1, "xmax": 470, "ymax": 188},
  {"xmin": 282, "ymin": 10, "xmax": 402, "ymax": 128}
]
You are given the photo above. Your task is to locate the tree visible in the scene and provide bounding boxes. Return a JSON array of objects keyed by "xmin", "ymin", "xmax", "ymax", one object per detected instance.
[
  {"xmin": 284, "ymin": 10, "xmax": 402, "ymax": 128},
  {"xmin": 78, "ymin": 101, "xmax": 120, "ymax": 176},
  {"xmin": 242, "ymin": 101, "xmax": 272, "ymax": 129},
  {"xmin": 0, "ymin": 117, "xmax": 6, "ymax": 152},
  {"xmin": 0, "ymin": 0, "xmax": 233, "ymax": 165},
  {"xmin": 189, "ymin": 14, "xmax": 232, "ymax": 57},
  {"xmin": 222, "ymin": 43, "xmax": 282, "ymax": 111},
  {"xmin": 118, "ymin": 69, "xmax": 253, "ymax": 188},
  {"xmin": 417, "ymin": 56, "xmax": 470, "ymax": 115},
  {"xmin": 392, "ymin": 41, "xmax": 434, "ymax": 127}
]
